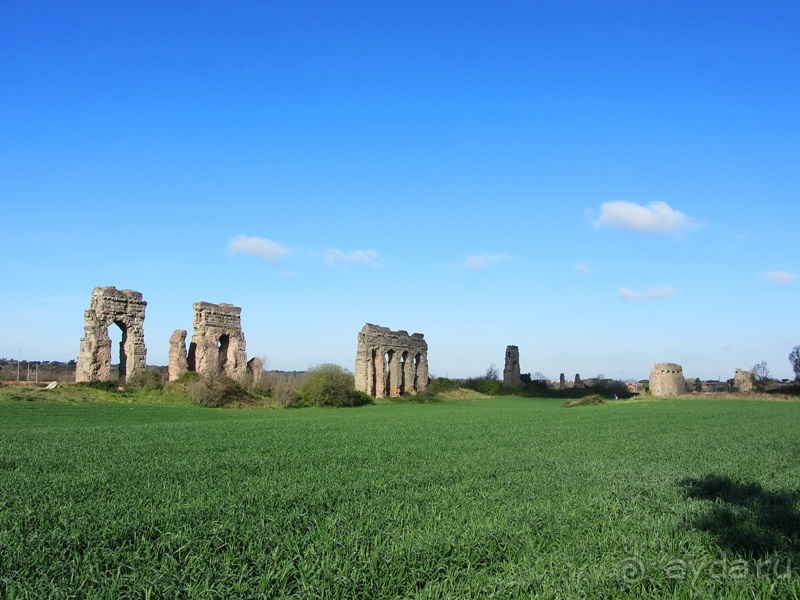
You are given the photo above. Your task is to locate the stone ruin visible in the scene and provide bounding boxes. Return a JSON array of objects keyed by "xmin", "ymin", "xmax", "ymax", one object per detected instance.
[
  {"xmin": 733, "ymin": 368, "xmax": 755, "ymax": 393},
  {"xmin": 169, "ymin": 302, "xmax": 261, "ymax": 384},
  {"xmin": 649, "ymin": 362, "xmax": 686, "ymax": 397},
  {"xmin": 355, "ymin": 323, "xmax": 428, "ymax": 398},
  {"xmin": 76, "ymin": 286, "xmax": 147, "ymax": 383},
  {"xmin": 503, "ymin": 345, "xmax": 521, "ymax": 388},
  {"xmin": 573, "ymin": 373, "xmax": 584, "ymax": 389}
]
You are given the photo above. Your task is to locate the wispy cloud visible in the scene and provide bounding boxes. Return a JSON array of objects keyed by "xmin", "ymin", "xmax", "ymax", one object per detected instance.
[
  {"xmin": 324, "ymin": 249, "xmax": 382, "ymax": 267},
  {"xmin": 618, "ymin": 286, "xmax": 677, "ymax": 301},
  {"xmin": 576, "ymin": 262, "xmax": 593, "ymax": 274},
  {"xmin": 462, "ymin": 253, "xmax": 510, "ymax": 271},
  {"xmin": 762, "ymin": 271, "xmax": 796, "ymax": 284},
  {"xmin": 228, "ymin": 235, "xmax": 290, "ymax": 264},
  {"xmin": 589, "ymin": 200, "xmax": 702, "ymax": 235}
]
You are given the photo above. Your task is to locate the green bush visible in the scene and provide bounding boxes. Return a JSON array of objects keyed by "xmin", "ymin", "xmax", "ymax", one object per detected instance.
[
  {"xmin": 563, "ymin": 394, "xmax": 605, "ymax": 408},
  {"xmin": 425, "ymin": 377, "xmax": 458, "ymax": 396},
  {"xmin": 127, "ymin": 369, "xmax": 165, "ymax": 391},
  {"xmin": 260, "ymin": 371, "xmax": 306, "ymax": 407},
  {"xmin": 187, "ymin": 376, "xmax": 252, "ymax": 407},
  {"xmin": 76, "ymin": 380, "xmax": 119, "ymax": 392},
  {"xmin": 463, "ymin": 376, "xmax": 502, "ymax": 396},
  {"xmin": 174, "ymin": 371, "xmax": 200, "ymax": 384},
  {"xmin": 300, "ymin": 364, "xmax": 372, "ymax": 407}
]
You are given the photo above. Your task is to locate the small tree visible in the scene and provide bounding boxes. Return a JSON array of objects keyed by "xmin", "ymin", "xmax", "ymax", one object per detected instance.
[
  {"xmin": 790, "ymin": 346, "xmax": 800, "ymax": 380},
  {"xmin": 752, "ymin": 361, "xmax": 770, "ymax": 390},
  {"xmin": 300, "ymin": 364, "xmax": 371, "ymax": 407}
]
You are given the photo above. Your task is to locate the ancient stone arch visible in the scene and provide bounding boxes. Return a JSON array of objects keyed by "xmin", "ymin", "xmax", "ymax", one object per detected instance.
[
  {"xmin": 503, "ymin": 345, "xmax": 521, "ymax": 388},
  {"xmin": 648, "ymin": 362, "xmax": 687, "ymax": 397},
  {"xmin": 168, "ymin": 301, "xmax": 261, "ymax": 382},
  {"xmin": 355, "ymin": 323, "xmax": 428, "ymax": 398},
  {"xmin": 76, "ymin": 286, "xmax": 147, "ymax": 383}
]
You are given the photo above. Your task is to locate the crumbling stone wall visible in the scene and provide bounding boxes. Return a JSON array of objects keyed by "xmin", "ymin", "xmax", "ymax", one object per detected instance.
[
  {"xmin": 649, "ymin": 362, "xmax": 686, "ymax": 397},
  {"xmin": 246, "ymin": 357, "xmax": 264, "ymax": 387},
  {"xmin": 734, "ymin": 368, "xmax": 755, "ymax": 393},
  {"xmin": 168, "ymin": 329, "xmax": 189, "ymax": 381},
  {"xmin": 503, "ymin": 345, "xmax": 521, "ymax": 388},
  {"xmin": 355, "ymin": 323, "xmax": 428, "ymax": 398},
  {"xmin": 190, "ymin": 302, "xmax": 248, "ymax": 379},
  {"xmin": 76, "ymin": 286, "xmax": 147, "ymax": 383},
  {"xmin": 169, "ymin": 302, "xmax": 251, "ymax": 381}
]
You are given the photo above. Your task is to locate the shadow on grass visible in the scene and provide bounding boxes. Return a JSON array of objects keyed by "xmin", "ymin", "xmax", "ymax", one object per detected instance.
[{"xmin": 680, "ymin": 474, "xmax": 800, "ymax": 558}]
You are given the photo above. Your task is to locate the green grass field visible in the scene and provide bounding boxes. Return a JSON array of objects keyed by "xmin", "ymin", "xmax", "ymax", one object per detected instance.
[{"xmin": 1, "ymin": 394, "xmax": 798, "ymax": 598}]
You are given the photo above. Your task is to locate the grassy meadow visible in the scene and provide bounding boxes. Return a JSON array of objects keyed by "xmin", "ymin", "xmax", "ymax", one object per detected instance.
[{"xmin": 0, "ymin": 391, "xmax": 798, "ymax": 598}]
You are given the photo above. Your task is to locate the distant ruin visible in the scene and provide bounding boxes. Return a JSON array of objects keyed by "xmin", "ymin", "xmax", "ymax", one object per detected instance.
[
  {"xmin": 649, "ymin": 362, "xmax": 686, "ymax": 397},
  {"xmin": 169, "ymin": 302, "xmax": 258, "ymax": 382},
  {"xmin": 733, "ymin": 368, "xmax": 755, "ymax": 393},
  {"xmin": 355, "ymin": 324, "xmax": 428, "ymax": 398},
  {"xmin": 76, "ymin": 286, "xmax": 147, "ymax": 383},
  {"xmin": 503, "ymin": 345, "xmax": 521, "ymax": 388}
]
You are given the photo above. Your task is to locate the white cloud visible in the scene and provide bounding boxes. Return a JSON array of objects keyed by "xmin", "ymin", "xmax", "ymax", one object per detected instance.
[
  {"xmin": 324, "ymin": 249, "xmax": 382, "ymax": 267},
  {"xmin": 590, "ymin": 200, "xmax": 701, "ymax": 235},
  {"xmin": 763, "ymin": 271, "xmax": 796, "ymax": 284},
  {"xmin": 463, "ymin": 253, "xmax": 510, "ymax": 271},
  {"xmin": 618, "ymin": 286, "xmax": 677, "ymax": 301},
  {"xmin": 576, "ymin": 262, "xmax": 592, "ymax": 274},
  {"xmin": 228, "ymin": 235, "xmax": 290, "ymax": 264}
]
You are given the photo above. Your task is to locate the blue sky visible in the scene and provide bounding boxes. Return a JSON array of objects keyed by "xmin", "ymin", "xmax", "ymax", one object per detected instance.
[{"xmin": 2, "ymin": 0, "xmax": 798, "ymax": 381}]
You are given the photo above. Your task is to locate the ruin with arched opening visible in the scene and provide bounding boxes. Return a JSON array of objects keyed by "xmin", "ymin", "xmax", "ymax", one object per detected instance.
[
  {"xmin": 355, "ymin": 323, "xmax": 428, "ymax": 398},
  {"xmin": 76, "ymin": 286, "xmax": 147, "ymax": 383},
  {"xmin": 169, "ymin": 302, "xmax": 257, "ymax": 382},
  {"xmin": 649, "ymin": 362, "xmax": 687, "ymax": 397}
]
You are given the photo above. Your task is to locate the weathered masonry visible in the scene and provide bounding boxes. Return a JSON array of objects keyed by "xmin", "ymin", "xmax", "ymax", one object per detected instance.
[
  {"xmin": 76, "ymin": 286, "xmax": 147, "ymax": 383},
  {"xmin": 733, "ymin": 368, "xmax": 755, "ymax": 393},
  {"xmin": 169, "ymin": 302, "xmax": 259, "ymax": 382},
  {"xmin": 503, "ymin": 345, "xmax": 521, "ymax": 388},
  {"xmin": 355, "ymin": 323, "xmax": 429, "ymax": 398},
  {"xmin": 649, "ymin": 362, "xmax": 686, "ymax": 397}
]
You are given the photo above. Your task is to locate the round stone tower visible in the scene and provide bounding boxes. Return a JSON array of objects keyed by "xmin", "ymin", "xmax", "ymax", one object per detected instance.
[{"xmin": 649, "ymin": 362, "xmax": 686, "ymax": 397}]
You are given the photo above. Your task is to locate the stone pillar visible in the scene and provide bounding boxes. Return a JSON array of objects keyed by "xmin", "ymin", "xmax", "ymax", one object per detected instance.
[
  {"xmin": 559, "ymin": 373, "xmax": 566, "ymax": 390},
  {"xmin": 415, "ymin": 351, "xmax": 428, "ymax": 393},
  {"xmin": 388, "ymin": 351, "xmax": 402, "ymax": 397},
  {"xmin": 574, "ymin": 373, "xmax": 584, "ymax": 389},
  {"xmin": 247, "ymin": 357, "xmax": 264, "ymax": 387},
  {"xmin": 168, "ymin": 329, "xmax": 188, "ymax": 381},
  {"xmin": 374, "ymin": 348, "xmax": 386, "ymax": 399},
  {"xmin": 503, "ymin": 345, "xmax": 521, "ymax": 388},
  {"xmin": 402, "ymin": 353, "xmax": 414, "ymax": 395}
]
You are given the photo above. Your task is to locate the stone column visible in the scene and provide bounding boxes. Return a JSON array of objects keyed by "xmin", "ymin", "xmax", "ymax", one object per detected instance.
[
  {"xmin": 168, "ymin": 329, "xmax": 188, "ymax": 381},
  {"xmin": 503, "ymin": 345, "xmax": 521, "ymax": 388}
]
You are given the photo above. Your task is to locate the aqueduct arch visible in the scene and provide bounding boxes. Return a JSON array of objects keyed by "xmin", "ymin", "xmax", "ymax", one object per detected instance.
[
  {"xmin": 355, "ymin": 323, "xmax": 428, "ymax": 398},
  {"xmin": 76, "ymin": 286, "xmax": 147, "ymax": 383},
  {"xmin": 168, "ymin": 301, "xmax": 259, "ymax": 382}
]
